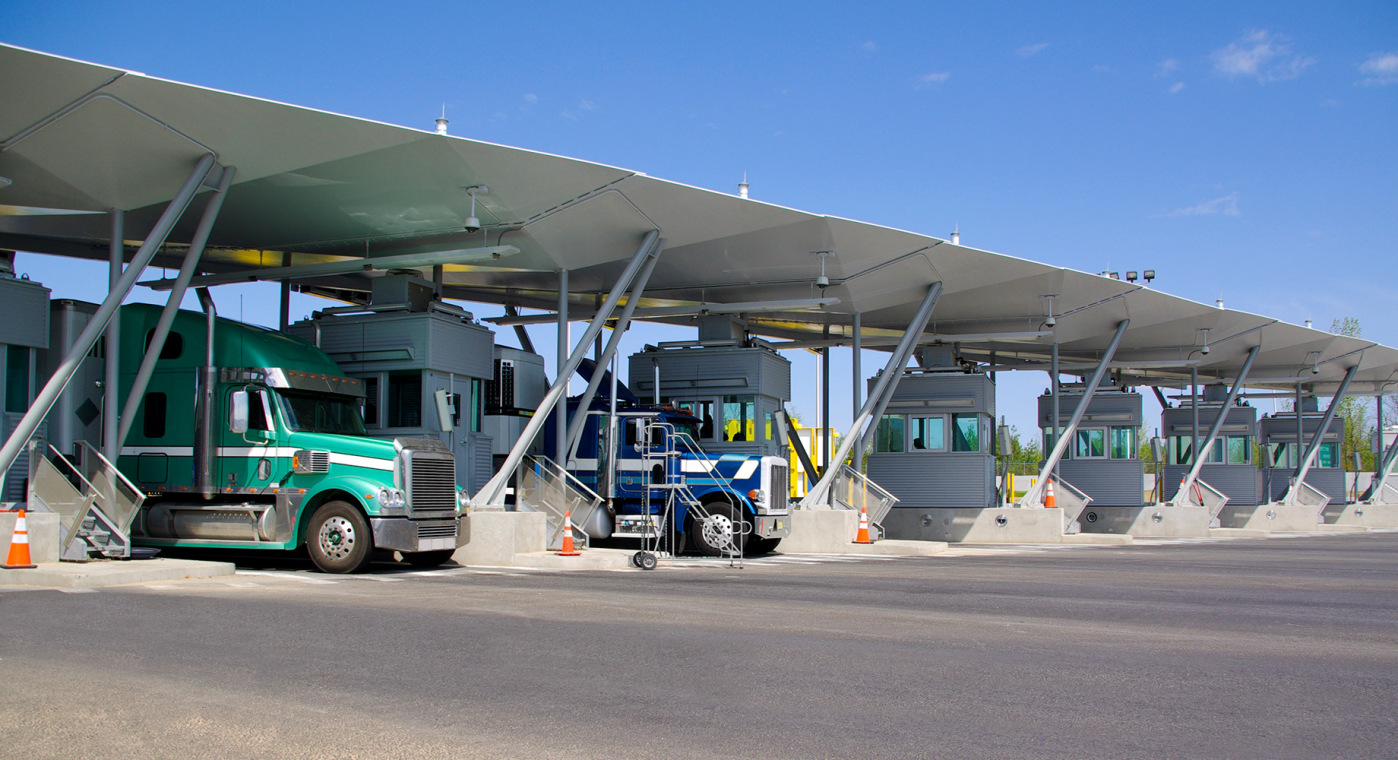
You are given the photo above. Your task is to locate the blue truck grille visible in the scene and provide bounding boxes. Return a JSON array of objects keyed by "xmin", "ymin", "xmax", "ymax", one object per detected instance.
[
  {"xmin": 406, "ymin": 455, "xmax": 456, "ymax": 516},
  {"xmin": 770, "ymin": 465, "xmax": 789, "ymax": 512}
]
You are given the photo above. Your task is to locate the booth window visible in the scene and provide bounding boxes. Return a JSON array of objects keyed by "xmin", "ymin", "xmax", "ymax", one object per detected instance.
[
  {"xmin": 5, "ymin": 345, "xmax": 29, "ymax": 413},
  {"xmin": 469, "ymin": 378, "xmax": 483, "ymax": 432},
  {"xmin": 1227, "ymin": 435, "xmax": 1251, "ymax": 464},
  {"xmin": 1109, "ymin": 427, "xmax": 1137, "ymax": 460},
  {"xmin": 387, "ymin": 371, "xmax": 422, "ymax": 427},
  {"xmin": 875, "ymin": 414, "xmax": 905, "ymax": 452},
  {"xmin": 910, "ymin": 416, "xmax": 946, "ymax": 451},
  {"xmin": 1318, "ymin": 442, "xmax": 1337, "ymax": 468},
  {"xmin": 722, "ymin": 395, "xmax": 755, "ymax": 442},
  {"xmin": 361, "ymin": 376, "xmax": 379, "ymax": 426},
  {"xmin": 1074, "ymin": 428, "xmax": 1106, "ymax": 459},
  {"xmin": 674, "ymin": 399, "xmax": 716, "ymax": 440},
  {"xmin": 951, "ymin": 413, "xmax": 980, "ymax": 452}
]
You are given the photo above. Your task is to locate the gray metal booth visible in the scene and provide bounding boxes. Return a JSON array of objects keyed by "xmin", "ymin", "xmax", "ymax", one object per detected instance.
[
  {"xmin": 1259, "ymin": 397, "xmax": 1345, "ymax": 504},
  {"xmin": 866, "ymin": 369, "xmax": 997, "ymax": 509},
  {"xmin": 288, "ymin": 275, "xmax": 496, "ymax": 494},
  {"xmin": 627, "ymin": 319, "xmax": 790, "ymax": 459},
  {"xmin": 483, "ymin": 344, "xmax": 546, "ymax": 470},
  {"xmin": 1161, "ymin": 386, "xmax": 1259, "ymax": 506},
  {"xmin": 0, "ymin": 270, "xmax": 50, "ymax": 501},
  {"xmin": 1038, "ymin": 385, "xmax": 1144, "ymax": 507}
]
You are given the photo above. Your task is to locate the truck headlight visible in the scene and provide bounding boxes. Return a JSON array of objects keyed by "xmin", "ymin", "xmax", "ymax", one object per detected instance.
[
  {"xmin": 748, "ymin": 488, "xmax": 766, "ymax": 504},
  {"xmin": 378, "ymin": 487, "xmax": 405, "ymax": 508},
  {"xmin": 456, "ymin": 489, "xmax": 469, "ymax": 515}
]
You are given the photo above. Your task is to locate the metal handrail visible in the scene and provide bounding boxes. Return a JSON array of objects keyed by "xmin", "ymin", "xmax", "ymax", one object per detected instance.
[
  {"xmin": 831, "ymin": 465, "xmax": 898, "ymax": 539},
  {"xmin": 1046, "ymin": 476, "xmax": 1093, "ymax": 533},
  {"xmin": 516, "ymin": 455, "xmax": 604, "ymax": 552},
  {"xmin": 653, "ymin": 424, "xmax": 747, "ymax": 561},
  {"xmin": 75, "ymin": 440, "xmax": 144, "ymax": 533},
  {"xmin": 1286, "ymin": 480, "xmax": 1330, "ymax": 511},
  {"xmin": 1368, "ymin": 481, "xmax": 1398, "ymax": 506}
]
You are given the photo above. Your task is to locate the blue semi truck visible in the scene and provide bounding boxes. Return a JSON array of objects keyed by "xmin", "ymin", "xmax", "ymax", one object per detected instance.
[{"xmin": 542, "ymin": 394, "xmax": 790, "ymax": 556}]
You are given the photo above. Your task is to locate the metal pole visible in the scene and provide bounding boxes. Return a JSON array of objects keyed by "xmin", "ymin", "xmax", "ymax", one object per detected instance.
[
  {"xmin": 279, "ymin": 254, "xmax": 294, "ymax": 331},
  {"xmin": 1178, "ymin": 346, "xmax": 1258, "ymax": 503},
  {"xmin": 1285, "ymin": 365, "xmax": 1357, "ymax": 506},
  {"xmin": 1191, "ymin": 367, "xmax": 1199, "ymax": 467},
  {"xmin": 1295, "ymin": 383, "xmax": 1304, "ymax": 472},
  {"xmin": 102, "ymin": 209, "xmax": 124, "ymax": 461},
  {"xmin": 1368, "ymin": 403, "xmax": 1398, "ymax": 498},
  {"xmin": 565, "ymin": 238, "xmax": 663, "ymax": 457},
  {"xmin": 473, "ymin": 230, "xmax": 659, "ymax": 508},
  {"xmin": 805, "ymin": 282, "xmax": 942, "ymax": 508},
  {"xmin": 851, "ymin": 312, "xmax": 861, "ymax": 426},
  {"xmin": 1051, "ymin": 343, "xmax": 1060, "ymax": 480},
  {"xmin": 1020, "ymin": 320, "xmax": 1130, "ymax": 507},
  {"xmin": 116, "ymin": 165, "xmax": 236, "ymax": 448},
  {"xmin": 821, "ymin": 342, "xmax": 831, "ymax": 472},
  {"xmin": 0, "ymin": 154, "xmax": 216, "ymax": 487},
  {"xmin": 555, "ymin": 268, "xmax": 569, "ymax": 466}
]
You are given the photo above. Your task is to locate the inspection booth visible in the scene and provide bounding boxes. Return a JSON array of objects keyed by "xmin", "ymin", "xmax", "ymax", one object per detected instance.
[
  {"xmin": 0, "ymin": 268, "xmax": 49, "ymax": 502},
  {"xmin": 483, "ymin": 345, "xmax": 546, "ymax": 473},
  {"xmin": 1038, "ymin": 384, "xmax": 1145, "ymax": 508},
  {"xmin": 289, "ymin": 274, "xmax": 496, "ymax": 494},
  {"xmin": 1160, "ymin": 385, "xmax": 1260, "ymax": 513},
  {"xmin": 627, "ymin": 317, "xmax": 791, "ymax": 459},
  {"xmin": 1259, "ymin": 397, "xmax": 1345, "ymax": 505},
  {"xmin": 867, "ymin": 361, "xmax": 1023, "ymax": 542}
]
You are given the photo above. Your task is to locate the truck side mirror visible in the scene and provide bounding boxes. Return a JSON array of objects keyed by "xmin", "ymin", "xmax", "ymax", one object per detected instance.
[
  {"xmin": 230, "ymin": 390, "xmax": 249, "ymax": 434},
  {"xmin": 433, "ymin": 388, "xmax": 454, "ymax": 432}
]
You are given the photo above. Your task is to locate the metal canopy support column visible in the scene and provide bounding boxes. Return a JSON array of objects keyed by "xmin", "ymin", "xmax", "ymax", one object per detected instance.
[
  {"xmin": 851, "ymin": 313, "xmax": 861, "ymax": 425},
  {"xmin": 473, "ymin": 230, "xmax": 660, "ymax": 508},
  {"xmin": 116, "ymin": 165, "xmax": 236, "ymax": 448},
  {"xmin": 1050, "ymin": 343, "xmax": 1060, "ymax": 480},
  {"xmin": 1284, "ymin": 365, "xmax": 1358, "ymax": 506},
  {"xmin": 279, "ymin": 255, "xmax": 294, "ymax": 331},
  {"xmin": 1179, "ymin": 346, "xmax": 1258, "ymax": 502},
  {"xmin": 1019, "ymin": 319, "xmax": 1130, "ymax": 507},
  {"xmin": 102, "ymin": 209, "xmax": 124, "ymax": 461},
  {"xmin": 564, "ymin": 238, "xmax": 664, "ymax": 459},
  {"xmin": 0, "ymin": 153, "xmax": 217, "ymax": 486},
  {"xmin": 1368, "ymin": 410, "xmax": 1398, "ymax": 499},
  {"xmin": 821, "ymin": 340, "xmax": 831, "ymax": 472},
  {"xmin": 1191, "ymin": 368, "xmax": 1200, "ymax": 467},
  {"xmin": 555, "ymin": 268, "xmax": 569, "ymax": 466},
  {"xmin": 805, "ymin": 282, "xmax": 942, "ymax": 508}
]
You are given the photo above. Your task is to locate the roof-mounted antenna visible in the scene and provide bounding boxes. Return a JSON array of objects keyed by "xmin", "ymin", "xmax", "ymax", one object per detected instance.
[
  {"xmin": 738, "ymin": 172, "xmax": 749, "ymax": 199},
  {"xmin": 435, "ymin": 103, "xmax": 449, "ymax": 135},
  {"xmin": 950, "ymin": 224, "xmax": 960, "ymax": 245}
]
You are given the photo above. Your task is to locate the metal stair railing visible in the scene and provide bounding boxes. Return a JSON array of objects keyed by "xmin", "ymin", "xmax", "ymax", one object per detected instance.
[
  {"xmin": 515, "ymin": 455, "xmax": 604, "ymax": 552},
  {"xmin": 1367, "ymin": 481, "xmax": 1398, "ymax": 506},
  {"xmin": 1283, "ymin": 479, "xmax": 1330, "ymax": 521},
  {"xmin": 1170, "ymin": 476, "xmax": 1230, "ymax": 523},
  {"xmin": 1045, "ymin": 476, "xmax": 1093, "ymax": 534},
  {"xmin": 830, "ymin": 465, "xmax": 898, "ymax": 540},
  {"xmin": 27, "ymin": 441, "xmax": 142, "ymax": 559},
  {"xmin": 651, "ymin": 424, "xmax": 748, "ymax": 563}
]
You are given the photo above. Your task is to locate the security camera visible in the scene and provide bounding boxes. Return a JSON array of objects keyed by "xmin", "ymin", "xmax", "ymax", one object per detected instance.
[
  {"xmin": 1312, "ymin": 364, "xmax": 1321, "ymax": 375},
  {"xmin": 1200, "ymin": 344, "xmax": 1210, "ymax": 355},
  {"xmin": 1044, "ymin": 315, "xmax": 1056, "ymax": 327},
  {"xmin": 816, "ymin": 273, "xmax": 830, "ymax": 288},
  {"xmin": 464, "ymin": 216, "xmax": 481, "ymax": 234}
]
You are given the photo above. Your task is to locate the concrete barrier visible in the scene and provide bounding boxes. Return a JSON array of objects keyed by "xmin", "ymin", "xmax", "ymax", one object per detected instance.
[
  {"xmin": 1, "ymin": 510, "xmax": 60, "ymax": 564},
  {"xmin": 453, "ymin": 510, "xmax": 548, "ymax": 566},
  {"xmin": 1076, "ymin": 505, "xmax": 1212, "ymax": 537}
]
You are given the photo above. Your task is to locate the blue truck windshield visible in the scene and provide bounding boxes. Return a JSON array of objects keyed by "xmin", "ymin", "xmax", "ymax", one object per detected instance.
[{"xmin": 275, "ymin": 391, "xmax": 367, "ymax": 436}]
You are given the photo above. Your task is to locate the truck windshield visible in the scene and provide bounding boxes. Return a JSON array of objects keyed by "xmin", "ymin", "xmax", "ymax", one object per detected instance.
[
  {"xmin": 274, "ymin": 391, "xmax": 367, "ymax": 436},
  {"xmin": 668, "ymin": 418, "xmax": 701, "ymax": 443}
]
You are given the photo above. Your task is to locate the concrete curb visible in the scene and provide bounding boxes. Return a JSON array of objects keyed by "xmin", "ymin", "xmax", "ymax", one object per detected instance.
[{"xmin": 0, "ymin": 558, "xmax": 236, "ymax": 589}]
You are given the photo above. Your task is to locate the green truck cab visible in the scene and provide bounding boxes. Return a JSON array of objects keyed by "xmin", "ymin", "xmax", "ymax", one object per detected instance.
[{"xmin": 117, "ymin": 304, "xmax": 463, "ymax": 572}]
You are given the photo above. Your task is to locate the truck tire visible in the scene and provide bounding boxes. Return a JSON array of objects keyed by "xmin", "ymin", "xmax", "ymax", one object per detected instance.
[
  {"xmin": 745, "ymin": 536, "xmax": 781, "ymax": 557},
  {"xmin": 688, "ymin": 500, "xmax": 745, "ymax": 557},
  {"xmin": 402, "ymin": 549, "xmax": 455, "ymax": 568},
  {"xmin": 307, "ymin": 501, "xmax": 374, "ymax": 574}
]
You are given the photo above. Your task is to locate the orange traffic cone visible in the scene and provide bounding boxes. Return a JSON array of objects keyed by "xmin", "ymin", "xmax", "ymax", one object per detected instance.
[
  {"xmin": 4, "ymin": 509, "xmax": 37, "ymax": 569},
  {"xmin": 854, "ymin": 506, "xmax": 873, "ymax": 544},
  {"xmin": 556, "ymin": 510, "xmax": 581, "ymax": 556},
  {"xmin": 1043, "ymin": 478, "xmax": 1057, "ymax": 508},
  {"xmin": 1179, "ymin": 476, "xmax": 1188, "ymax": 502}
]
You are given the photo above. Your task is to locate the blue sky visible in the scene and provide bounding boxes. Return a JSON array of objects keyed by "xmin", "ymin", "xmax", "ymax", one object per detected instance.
[{"xmin": 4, "ymin": 1, "xmax": 1396, "ymax": 442}]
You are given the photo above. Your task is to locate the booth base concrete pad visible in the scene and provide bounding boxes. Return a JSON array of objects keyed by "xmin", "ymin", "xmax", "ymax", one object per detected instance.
[
  {"xmin": 1220, "ymin": 503, "xmax": 1368, "ymax": 533},
  {"xmin": 2, "ymin": 511, "xmax": 60, "ymax": 564},
  {"xmin": 1077, "ymin": 505, "xmax": 1212, "ymax": 537},
  {"xmin": 455, "ymin": 511, "xmax": 548, "ymax": 566},
  {"xmin": 0, "ymin": 558, "xmax": 235, "ymax": 589},
  {"xmin": 782, "ymin": 510, "xmax": 947, "ymax": 555},
  {"xmin": 1325, "ymin": 502, "xmax": 1398, "ymax": 528},
  {"xmin": 883, "ymin": 507, "xmax": 1133, "ymax": 544}
]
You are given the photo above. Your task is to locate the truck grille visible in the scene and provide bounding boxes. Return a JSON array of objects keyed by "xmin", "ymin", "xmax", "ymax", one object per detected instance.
[
  {"xmin": 417, "ymin": 521, "xmax": 458, "ymax": 539},
  {"xmin": 769, "ymin": 464, "xmax": 789, "ymax": 513},
  {"xmin": 405, "ymin": 454, "xmax": 456, "ymax": 516}
]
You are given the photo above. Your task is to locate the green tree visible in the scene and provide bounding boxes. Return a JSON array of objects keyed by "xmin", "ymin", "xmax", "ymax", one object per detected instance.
[{"xmin": 1330, "ymin": 318, "xmax": 1374, "ymax": 471}]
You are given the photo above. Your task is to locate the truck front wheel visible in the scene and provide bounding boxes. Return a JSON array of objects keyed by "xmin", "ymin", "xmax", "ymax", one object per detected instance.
[
  {"xmin": 688, "ymin": 501, "xmax": 746, "ymax": 557},
  {"xmin": 307, "ymin": 501, "xmax": 374, "ymax": 574}
]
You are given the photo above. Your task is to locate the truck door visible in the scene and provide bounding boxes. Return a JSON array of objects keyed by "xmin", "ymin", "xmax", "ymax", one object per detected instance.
[
  {"xmin": 615, "ymin": 416, "xmax": 665, "ymax": 499},
  {"xmin": 221, "ymin": 386, "xmax": 281, "ymax": 492}
]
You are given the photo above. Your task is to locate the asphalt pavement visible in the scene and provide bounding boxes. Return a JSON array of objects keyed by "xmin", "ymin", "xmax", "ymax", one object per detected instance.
[{"xmin": 3, "ymin": 531, "xmax": 1396, "ymax": 759}]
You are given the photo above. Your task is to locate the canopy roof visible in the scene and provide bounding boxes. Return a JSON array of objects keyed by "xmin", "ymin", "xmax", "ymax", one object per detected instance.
[{"xmin": 1, "ymin": 43, "xmax": 1393, "ymax": 396}]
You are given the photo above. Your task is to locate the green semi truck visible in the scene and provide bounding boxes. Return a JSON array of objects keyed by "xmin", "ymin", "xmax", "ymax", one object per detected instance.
[{"xmin": 114, "ymin": 303, "xmax": 463, "ymax": 572}]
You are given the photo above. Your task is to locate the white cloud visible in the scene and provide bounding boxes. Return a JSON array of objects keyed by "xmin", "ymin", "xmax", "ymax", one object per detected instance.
[
  {"xmin": 1162, "ymin": 192, "xmax": 1240, "ymax": 217},
  {"xmin": 1157, "ymin": 58, "xmax": 1179, "ymax": 77},
  {"xmin": 913, "ymin": 71, "xmax": 951, "ymax": 89},
  {"xmin": 1210, "ymin": 30, "xmax": 1314, "ymax": 82},
  {"xmin": 523, "ymin": 93, "xmax": 538, "ymax": 104},
  {"xmin": 1358, "ymin": 51, "xmax": 1398, "ymax": 85},
  {"xmin": 1017, "ymin": 42, "xmax": 1049, "ymax": 58},
  {"xmin": 861, "ymin": 40, "xmax": 878, "ymax": 53},
  {"xmin": 579, "ymin": 99, "xmax": 597, "ymax": 111},
  {"xmin": 1169, "ymin": 81, "xmax": 1186, "ymax": 94}
]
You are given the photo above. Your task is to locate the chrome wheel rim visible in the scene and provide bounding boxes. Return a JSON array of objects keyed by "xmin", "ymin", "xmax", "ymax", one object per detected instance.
[
  {"xmin": 318, "ymin": 515, "xmax": 357, "ymax": 560},
  {"xmin": 700, "ymin": 513, "xmax": 734, "ymax": 549}
]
